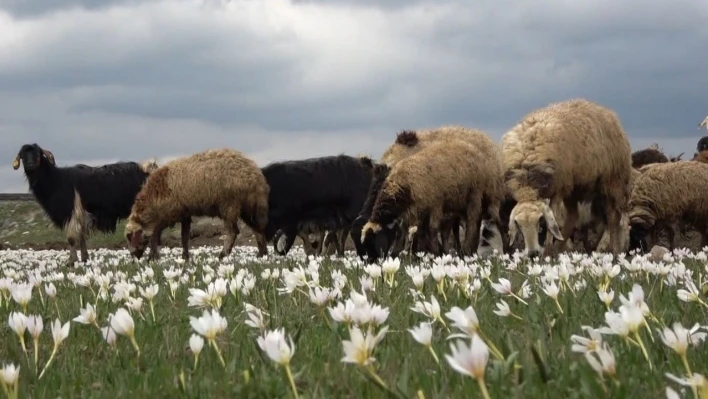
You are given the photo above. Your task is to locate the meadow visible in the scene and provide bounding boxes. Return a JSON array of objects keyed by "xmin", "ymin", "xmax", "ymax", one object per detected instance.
[{"xmin": 1, "ymin": 241, "xmax": 708, "ymax": 399}]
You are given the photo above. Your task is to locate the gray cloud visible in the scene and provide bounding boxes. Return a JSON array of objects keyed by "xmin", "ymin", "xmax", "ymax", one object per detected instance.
[{"xmin": 1, "ymin": 0, "xmax": 707, "ymax": 193}]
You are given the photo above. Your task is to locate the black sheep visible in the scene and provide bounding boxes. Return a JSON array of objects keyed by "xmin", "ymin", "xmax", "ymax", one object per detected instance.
[
  {"xmin": 261, "ymin": 154, "xmax": 374, "ymax": 257},
  {"xmin": 13, "ymin": 143, "xmax": 157, "ymax": 265}
]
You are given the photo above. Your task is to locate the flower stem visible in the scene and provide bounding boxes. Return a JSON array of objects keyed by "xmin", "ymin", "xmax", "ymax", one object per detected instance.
[
  {"xmin": 284, "ymin": 364, "xmax": 300, "ymax": 399},
  {"xmin": 427, "ymin": 346, "xmax": 440, "ymax": 365},
  {"xmin": 53, "ymin": 300, "xmax": 62, "ymax": 320},
  {"xmin": 129, "ymin": 335, "xmax": 141, "ymax": 357},
  {"xmin": 633, "ymin": 331, "xmax": 652, "ymax": 370},
  {"xmin": 511, "ymin": 293, "xmax": 528, "ymax": 306},
  {"xmin": 193, "ymin": 353, "xmax": 200, "ymax": 370},
  {"xmin": 210, "ymin": 340, "xmax": 226, "ymax": 368},
  {"xmin": 553, "ymin": 298, "xmax": 564, "ymax": 314},
  {"xmin": 149, "ymin": 301, "xmax": 156, "ymax": 323},
  {"xmin": 477, "ymin": 378, "xmax": 491, "ymax": 399},
  {"xmin": 33, "ymin": 339, "xmax": 39, "ymax": 372},
  {"xmin": 366, "ymin": 366, "xmax": 389, "ymax": 390},
  {"xmin": 38, "ymin": 347, "xmax": 57, "ymax": 379}
]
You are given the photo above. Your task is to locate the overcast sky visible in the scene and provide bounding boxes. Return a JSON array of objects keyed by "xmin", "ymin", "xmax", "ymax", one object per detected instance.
[{"xmin": 1, "ymin": 0, "xmax": 707, "ymax": 193}]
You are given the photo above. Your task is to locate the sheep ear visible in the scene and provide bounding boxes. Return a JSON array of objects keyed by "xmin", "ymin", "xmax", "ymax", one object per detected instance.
[
  {"xmin": 542, "ymin": 204, "xmax": 563, "ymax": 241},
  {"xmin": 41, "ymin": 149, "xmax": 55, "ymax": 165},
  {"xmin": 12, "ymin": 153, "xmax": 21, "ymax": 170},
  {"xmin": 508, "ymin": 219, "xmax": 517, "ymax": 245}
]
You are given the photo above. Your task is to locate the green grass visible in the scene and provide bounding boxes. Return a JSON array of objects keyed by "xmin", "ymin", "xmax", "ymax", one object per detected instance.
[
  {"xmin": 1, "ymin": 248, "xmax": 708, "ymax": 398},
  {"xmin": 0, "ymin": 200, "xmax": 241, "ymax": 250},
  {"xmin": 0, "ymin": 201, "xmax": 127, "ymax": 248}
]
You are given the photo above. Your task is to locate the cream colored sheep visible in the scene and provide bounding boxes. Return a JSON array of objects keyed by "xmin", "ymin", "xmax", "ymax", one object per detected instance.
[
  {"xmin": 502, "ymin": 98, "xmax": 633, "ymax": 257},
  {"xmin": 125, "ymin": 148, "xmax": 270, "ymax": 261}
]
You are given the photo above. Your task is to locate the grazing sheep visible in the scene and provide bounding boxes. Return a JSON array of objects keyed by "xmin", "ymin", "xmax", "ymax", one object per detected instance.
[
  {"xmin": 360, "ymin": 138, "xmax": 505, "ymax": 257},
  {"xmin": 697, "ymin": 136, "xmax": 708, "ymax": 153},
  {"xmin": 124, "ymin": 148, "xmax": 269, "ymax": 261},
  {"xmin": 632, "ymin": 144, "xmax": 669, "ymax": 169},
  {"xmin": 357, "ymin": 126, "xmax": 504, "ymax": 262},
  {"xmin": 261, "ymin": 154, "xmax": 374, "ymax": 258},
  {"xmin": 693, "ymin": 151, "xmax": 708, "ymax": 163},
  {"xmin": 628, "ymin": 161, "xmax": 708, "ymax": 251},
  {"xmin": 13, "ymin": 143, "xmax": 157, "ymax": 266},
  {"xmin": 502, "ymin": 98, "xmax": 633, "ymax": 257}
]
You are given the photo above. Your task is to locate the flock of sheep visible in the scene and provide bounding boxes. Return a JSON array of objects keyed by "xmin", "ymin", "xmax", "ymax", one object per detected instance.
[{"xmin": 11, "ymin": 98, "xmax": 708, "ymax": 266}]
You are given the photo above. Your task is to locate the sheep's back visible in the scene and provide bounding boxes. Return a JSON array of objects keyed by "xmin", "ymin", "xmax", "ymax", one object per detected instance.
[
  {"xmin": 501, "ymin": 99, "xmax": 631, "ymax": 188},
  {"xmin": 164, "ymin": 150, "xmax": 266, "ymax": 212},
  {"xmin": 389, "ymin": 140, "xmax": 497, "ymax": 208},
  {"xmin": 630, "ymin": 161, "xmax": 708, "ymax": 221}
]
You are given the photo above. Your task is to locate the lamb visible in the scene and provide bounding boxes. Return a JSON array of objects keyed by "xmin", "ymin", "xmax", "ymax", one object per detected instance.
[
  {"xmin": 360, "ymin": 138, "xmax": 505, "ymax": 257},
  {"xmin": 13, "ymin": 143, "xmax": 157, "ymax": 266},
  {"xmin": 357, "ymin": 125, "xmax": 504, "ymax": 262},
  {"xmin": 124, "ymin": 148, "xmax": 269, "ymax": 261},
  {"xmin": 628, "ymin": 160, "xmax": 708, "ymax": 251},
  {"xmin": 501, "ymin": 98, "xmax": 633, "ymax": 257},
  {"xmin": 261, "ymin": 154, "xmax": 374, "ymax": 258}
]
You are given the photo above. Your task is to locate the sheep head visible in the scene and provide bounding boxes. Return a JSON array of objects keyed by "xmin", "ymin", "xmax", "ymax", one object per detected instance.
[
  {"xmin": 125, "ymin": 218, "xmax": 151, "ymax": 259},
  {"xmin": 508, "ymin": 198, "xmax": 563, "ymax": 257},
  {"xmin": 13, "ymin": 144, "xmax": 55, "ymax": 172}
]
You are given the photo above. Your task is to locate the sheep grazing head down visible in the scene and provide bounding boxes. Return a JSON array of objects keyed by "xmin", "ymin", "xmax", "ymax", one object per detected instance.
[
  {"xmin": 13, "ymin": 143, "xmax": 55, "ymax": 172},
  {"xmin": 507, "ymin": 198, "xmax": 563, "ymax": 257},
  {"xmin": 125, "ymin": 219, "xmax": 151, "ymax": 259}
]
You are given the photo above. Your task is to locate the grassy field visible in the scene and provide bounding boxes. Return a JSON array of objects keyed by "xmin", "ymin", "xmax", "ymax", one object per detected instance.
[
  {"xmin": 1, "ymin": 199, "xmax": 708, "ymax": 398},
  {"xmin": 0, "ymin": 244, "xmax": 707, "ymax": 398},
  {"xmin": 0, "ymin": 200, "xmax": 260, "ymax": 251}
]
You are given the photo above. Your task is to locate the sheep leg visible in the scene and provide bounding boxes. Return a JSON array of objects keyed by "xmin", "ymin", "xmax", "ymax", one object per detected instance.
[
  {"xmin": 147, "ymin": 223, "xmax": 166, "ymax": 262},
  {"xmin": 665, "ymin": 224, "xmax": 676, "ymax": 251},
  {"xmin": 66, "ymin": 237, "xmax": 78, "ymax": 267},
  {"xmin": 439, "ymin": 218, "xmax": 454, "ymax": 254},
  {"xmin": 462, "ymin": 213, "xmax": 482, "ymax": 258},
  {"xmin": 554, "ymin": 199, "xmax": 579, "ymax": 255},
  {"xmin": 180, "ymin": 217, "xmax": 191, "ymax": 261},
  {"xmin": 462, "ymin": 197, "xmax": 483, "ymax": 256},
  {"xmin": 338, "ymin": 227, "xmax": 350, "ymax": 256},
  {"xmin": 428, "ymin": 209, "xmax": 444, "ymax": 256},
  {"xmin": 604, "ymin": 204, "xmax": 624, "ymax": 256},
  {"xmin": 276, "ymin": 226, "xmax": 298, "ymax": 255},
  {"xmin": 300, "ymin": 231, "xmax": 314, "ymax": 255},
  {"xmin": 220, "ymin": 221, "xmax": 240, "ymax": 259},
  {"xmin": 390, "ymin": 221, "xmax": 408, "ymax": 258},
  {"xmin": 452, "ymin": 218, "xmax": 462, "ymax": 254},
  {"xmin": 79, "ymin": 230, "xmax": 89, "ymax": 263}
]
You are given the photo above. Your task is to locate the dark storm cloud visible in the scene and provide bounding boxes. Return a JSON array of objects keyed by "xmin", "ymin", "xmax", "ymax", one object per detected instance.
[
  {"xmin": 0, "ymin": 0, "xmax": 157, "ymax": 18},
  {"xmin": 1, "ymin": 0, "xmax": 707, "ymax": 192}
]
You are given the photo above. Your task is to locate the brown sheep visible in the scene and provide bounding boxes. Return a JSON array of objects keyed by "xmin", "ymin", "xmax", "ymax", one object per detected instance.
[
  {"xmin": 502, "ymin": 98, "xmax": 633, "ymax": 257},
  {"xmin": 124, "ymin": 148, "xmax": 269, "ymax": 261},
  {"xmin": 360, "ymin": 139, "xmax": 505, "ymax": 257},
  {"xmin": 374, "ymin": 126, "xmax": 504, "ymax": 255},
  {"xmin": 628, "ymin": 160, "xmax": 708, "ymax": 251},
  {"xmin": 692, "ymin": 150, "xmax": 708, "ymax": 163},
  {"xmin": 632, "ymin": 144, "xmax": 669, "ymax": 169}
]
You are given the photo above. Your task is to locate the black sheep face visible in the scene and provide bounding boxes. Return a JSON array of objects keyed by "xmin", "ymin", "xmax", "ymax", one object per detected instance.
[{"xmin": 13, "ymin": 144, "xmax": 55, "ymax": 172}]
